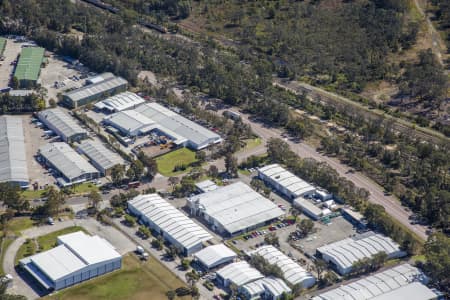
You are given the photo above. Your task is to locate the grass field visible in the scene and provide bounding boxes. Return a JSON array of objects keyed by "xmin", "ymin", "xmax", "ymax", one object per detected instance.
[
  {"xmin": 21, "ymin": 189, "xmax": 48, "ymax": 200},
  {"xmin": 155, "ymin": 148, "xmax": 198, "ymax": 176},
  {"xmin": 69, "ymin": 183, "xmax": 99, "ymax": 194},
  {"xmin": 7, "ymin": 217, "xmax": 34, "ymax": 235},
  {"xmin": 241, "ymin": 137, "xmax": 262, "ymax": 151},
  {"xmin": 46, "ymin": 255, "xmax": 188, "ymax": 300}
]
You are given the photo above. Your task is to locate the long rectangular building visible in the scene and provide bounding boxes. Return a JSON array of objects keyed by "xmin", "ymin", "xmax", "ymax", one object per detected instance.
[
  {"xmin": 62, "ymin": 74, "xmax": 128, "ymax": 108},
  {"xmin": 312, "ymin": 264, "xmax": 438, "ymax": 300},
  {"xmin": 94, "ymin": 91, "xmax": 146, "ymax": 113},
  {"xmin": 38, "ymin": 108, "xmax": 87, "ymax": 143},
  {"xmin": 128, "ymin": 194, "xmax": 212, "ymax": 255},
  {"xmin": 13, "ymin": 47, "xmax": 45, "ymax": 88},
  {"xmin": 77, "ymin": 140, "xmax": 124, "ymax": 176},
  {"xmin": 0, "ymin": 116, "xmax": 29, "ymax": 188},
  {"xmin": 316, "ymin": 233, "xmax": 406, "ymax": 275},
  {"xmin": 39, "ymin": 142, "xmax": 99, "ymax": 187},
  {"xmin": 258, "ymin": 164, "xmax": 316, "ymax": 200},
  {"xmin": 105, "ymin": 102, "xmax": 222, "ymax": 150},
  {"xmin": 250, "ymin": 245, "xmax": 316, "ymax": 288},
  {"xmin": 187, "ymin": 182, "xmax": 284, "ymax": 236},
  {"xmin": 20, "ymin": 231, "xmax": 121, "ymax": 291},
  {"xmin": 216, "ymin": 261, "xmax": 264, "ymax": 287}
]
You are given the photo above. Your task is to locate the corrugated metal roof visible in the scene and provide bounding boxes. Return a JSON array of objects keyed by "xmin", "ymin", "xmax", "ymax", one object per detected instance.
[
  {"xmin": 38, "ymin": 108, "xmax": 86, "ymax": 140},
  {"xmin": 14, "ymin": 47, "xmax": 44, "ymax": 81},
  {"xmin": 94, "ymin": 91, "xmax": 145, "ymax": 112},
  {"xmin": 0, "ymin": 116, "xmax": 29, "ymax": 184},
  {"xmin": 250, "ymin": 245, "xmax": 315, "ymax": 288},
  {"xmin": 293, "ymin": 197, "xmax": 323, "ymax": 216},
  {"xmin": 128, "ymin": 194, "xmax": 212, "ymax": 251},
  {"xmin": 188, "ymin": 182, "xmax": 284, "ymax": 234},
  {"xmin": 39, "ymin": 142, "xmax": 98, "ymax": 181},
  {"xmin": 258, "ymin": 164, "xmax": 316, "ymax": 197},
  {"xmin": 216, "ymin": 261, "xmax": 264, "ymax": 287},
  {"xmin": 194, "ymin": 244, "xmax": 236, "ymax": 269},
  {"xmin": 195, "ymin": 180, "xmax": 218, "ymax": 193},
  {"xmin": 64, "ymin": 76, "xmax": 128, "ymax": 103},
  {"xmin": 312, "ymin": 264, "xmax": 431, "ymax": 300},
  {"xmin": 317, "ymin": 233, "xmax": 405, "ymax": 271},
  {"xmin": 78, "ymin": 140, "xmax": 124, "ymax": 171},
  {"xmin": 243, "ymin": 277, "xmax": 291, "ymax": 297}
]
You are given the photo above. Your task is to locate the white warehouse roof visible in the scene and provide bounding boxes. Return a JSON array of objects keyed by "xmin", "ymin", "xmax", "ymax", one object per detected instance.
[
  {"xmin": 0, "ymin": 116, "xmax": 29, "ymax": 185},
  {"xmin": 78, "ymin": 140, "xmax": 124, "ymax": 171},
  {"xmin": 242, "ymin": 277, "xmax": 291, "ymax": 298},
  {"xmin": 317, "ymin": 233, "xmax": 405, "ymax": 273},
  {"xmin": 250, "ymin": 245, "xmax": 316, "ymax": 288},
  {"xmin": 128, "ymin": 194, "xmax": 212, "ymax": 251},
  {"xmin": 64, "ymin": 76, "xmax": 128, "ymax": 103},
  {"xmin": 188, "ymin": 182, "xmax": 284, "ymax": 235},
  {"xmin": 195, "ymin": 179, "xmax": 219, "ymax": 193},
  {"xmin": 216, "ymin": 261, "xmax": 264, "ymax": 287},
  {"xmin": 39, "ymin": 142, "xmax": 98, "ymax": 181},
  {"xmin": 37, "ymin": 108, "xmax": 86, "ymax": 139},
  {"xmin": 312, "ymin": 264, "xmax": 432, "ymax": 300},
  {"xmin": 258, "ymin": 164, "xmax": 316, "ymax": 197},
  {"xmin": 194, "ymin": 244, "xmax": 237, "ymax": 269},
  {"xmin": 94, "ymin": 91, "xmax": 146, "ymax": 112},
  {"xmin": 20, "ymin": 231, "xmax": 121, "ymax": 286},
  {"xmin": 294, "ymin": 197, "xmax": 323, "ymax": 218}
]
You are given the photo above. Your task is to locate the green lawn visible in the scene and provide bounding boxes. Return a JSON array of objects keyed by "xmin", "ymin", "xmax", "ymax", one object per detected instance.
[
  {"xmin": 7, "ymin": 217, "xmax": 34, "ymax": 235},
  {"xmin": 155, "ymin": 148, "xmax": 198, "ymax": 176},
  {"xmin": 241, "ymin": 137, "xmax": 262, "ymax": 151},
  {"xmin": 46, "ymin": 255, "xmax": 188, "ymax": 300},
  {"xmin": 69, "ymin": 183, "xmax": 99, "ymax": 194},
  {"xmin": 21, "ymin": 189, "xmax": 48, "ymax": 200},
  {"xmin": 0, "ymin": 238, "xmax": 14, "ymax": 275}
]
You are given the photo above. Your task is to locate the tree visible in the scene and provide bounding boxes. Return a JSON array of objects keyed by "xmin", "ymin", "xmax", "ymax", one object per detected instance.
[
  {"xmin": 423, "ymin": 233, "xmax": 450, "ymax": 294},
  {"xmin": 44, "ymin": 187, "xmax": 65, "ymax": 217},
  {"xmin": 208, "ymin": 165, "xmax": 219, "ymax": 178},
  {"xmin": 87, "ymin": 190, "xmax": 102, "ymax": 211},
  {"xmin": 151, "ymin": 238, "xmax": 163, "ymax": 250},
  {"xmin": 264, "ymin": 232, "xmax": 279, "ymax": 247},
  {"xmin": 138, "ymin": 225, "xmax": 151, "ymax": 239},
  {"xmin": 131, "ymin": 160, "xmax": 144, "ymax": 180},
  {"xmin": 111, "ymin": 164, "xmax": 125, "ymax": 186},
  {"xmin": 124, "ymin": 215, "xmax": 136, "ymax": 227},
  {"xmin": 289, "ymin": 207, "xmax": 300, "ymax": 222},
  {"xmin": 49, "ymin": 98, "xmax": 57, "ymax": 108},
  {"xmin": 126, "ymin": 167, "xmax": 135, "ymax": 181},
  {"xmin": 166, "ymin": 290, "xmax": 176, "ymax": 300},
  {"xmin": 314, "ymin": 259, "xmax": 327, "ymax": 280},
  {"xmin": 168, "ymin": 177, "xmax": 180, "ymax": 191},
  {"xmin": 195, "ymin": 150, "xmax": 206, "ymax": 162},
  {"xmin": 0, "ymin": 281, "xmax": 26, "ymax": 300},
  {"xmin": 224, "ymin": 153, "xmax": 238, "ymax": 178},
  {"xmin": 137, "ymin": 151, "xmax": 158, "ymax": 179},
  {"xmin": 0, "ymin": 183, "xmax": 29, "ymax": 213},
  {"xmin": 297, "ymin": 219, "xmax": 314, "ymax": 237},
  {"xmin": 181, "ymin": 258, "xmax": 190, "ymax": 271}
]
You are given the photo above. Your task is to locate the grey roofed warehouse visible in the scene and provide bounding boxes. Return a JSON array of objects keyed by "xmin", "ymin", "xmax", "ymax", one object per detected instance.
[
  {"xmin": 77, "ymin": 140, "xmax": 125, "ymax": 176},
  {"xmin": 0, "ymin": 116, "xmax": 29, "ymax": 188},
  {"xmin": 39, "ymin": 142, "xmax": 99, "ymax": 187},
  {"xmin": 37, "ymin": 108, "xmax": 87, "ymax": 143}
]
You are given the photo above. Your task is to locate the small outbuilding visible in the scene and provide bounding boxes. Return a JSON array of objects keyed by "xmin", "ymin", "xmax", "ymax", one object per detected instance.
[{"xmin": 193, "ymin": 244, "xmax": 237, "ymax": 270}]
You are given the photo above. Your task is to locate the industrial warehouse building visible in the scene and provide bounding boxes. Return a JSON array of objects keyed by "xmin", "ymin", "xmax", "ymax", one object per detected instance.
[
  {"xmin": 128, "ymin": 194, "xmax": 212, "ymax": 255},
  {"xmin": 187, "ymin": 182, "xmax": 284, "ymax": 236},
  {"xmin": 20, "ymin": 231, "xmax": 121, "ymax": 291},
  {"xmin": 242, "ymin": 277, "xmax": 292, "ymax": 300},
  {"xmin": 312, "ymin": 264, "xmax": 439, "ymax": 300},
  {"xmin": 62, "ymin": 73, "xmax": 128, "ymax": 108},
  {"xmin": 104, "ymin": 102, "xmax": 222, "ymax": 150},
  {"xmin": 294, "ymin": 197, "xmax": 326, "ymax": 220},
  {"xmin": 316, "ymin": 233, "xmax": 406, "ymax": 275},
  {"xmin": 195, "ymin": 179, "xmax": 218, "ymax": 193},
  {"xmin": 37, "ymin": 108, "xmax": 87, "ymax": 143},
  {"xmin": 258, "ymin": 164, "xmax": 316, "ymax": 200},
  {"xmin": 94, "ymin": 91, "xmax": 146, "ymax": 113},
  {"xmin": 193, "ymin": 244, "xmax": 237, "ymax": 270},
  {"xmin": 78, "ymin": 140, "xmax": 125, "ymax": 176},
  {"xmin": 216, "ymin": 261, "xmax": 264, "ymax": 287},
  {"xmin": 13, "ymin": 47, "xmax": 45, "ymax": 88},
  {"xmin": 39, "ymin": 143, "xmax": 99, "ymax": 187},
  {"xmin": 250, "ymin": 245, "xmax": 316, "ymax": 288},
  {"xmin": 0, "ymin": 116, "xmax": 29, "ymax": 188}
]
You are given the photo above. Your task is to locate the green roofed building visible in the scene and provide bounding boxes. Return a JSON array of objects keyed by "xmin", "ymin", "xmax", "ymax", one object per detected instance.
[
  {"xmin": 0, "ymin": 37, "xmax": 6, "ymax": 57},
  {"xmin": 13, "ymin": 47, "xmax": 45, "ymax": 88}
]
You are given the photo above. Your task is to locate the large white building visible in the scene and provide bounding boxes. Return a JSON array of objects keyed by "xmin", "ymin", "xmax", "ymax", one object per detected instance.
[
  {"xmin": 39, "ymin": 142, "xmax": 99, "ymax": 187},
  {"xmin": 0, "ymin": 116, "xmax": 29, "ymax": 188},
  {"xmin": 250, "ymin": 245, "xmax": 316, "ymax": 288},
  {"xmin": 312, "ymin": 264, "xmax": 438, "ymax": 300},
  {"xmin": 37, "ymin": 108, "xmax": 87, "ymax": 143},
  {"xmin": 187, "ymin": 182, "xmax": 285, "ymax": 236},
  {"xmin": 293, "ymin": 197, "xmax": 324, "ymax": 220},
  {"xmin": 193, "ymin": 244, "xmax": 237, "ymax": 270},
  {"xmin": 241, "ymin": 277, "xmax": 292, "ymax": 300},
  {"xmin": 258, "ymin": 164, "xmax": 316, "ymax": 200},
  {"xmin": 216, "ymin": 261, "xmax": 264, "ymax": 287},
  {"xmin": 19, "ymin": 231, "xmax": 121, "ymax": 291},
  {"xmin": 77, "ymin": 140, "xmax": 125, "ymax": 176},
  {"xmin": 94, "ymin": 91, "xmax": 146, "ymax": 113},
  {"xmin": 104, "ymin": 102, "xmax": 222, "ymax": 150},
  {"xmin": 128, "ymin": 194, "xmax": 212, "ymax": 255},
  {"xmin": 316, "ymin": 233, "xmax": 406, "ymax": 275}
]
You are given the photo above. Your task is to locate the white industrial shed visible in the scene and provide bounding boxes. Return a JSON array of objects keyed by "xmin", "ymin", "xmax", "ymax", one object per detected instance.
[
  {"xmin": 294, "ymin": 197, "xmax": 323, "ymax": 220},
  {"xmin": 0, "ymin": 116, "xmax": 29, "ymax": 188},
  {"xmin": 39, "ymin": 142, "xmax": 99, "ymax": 186},
  {"xmin": 128, "ymin": 194, "xmax": 212, "ymax": 255},
  {"xmin": 258, "ymin": 164, "xmax": 316, "ymax": 200},
  {"xmin": 78, "ymin": 140, "xmax": 125, "ymax": 176},
  {"xmin": 37, "ymin": 108, "xmax": 87, "ymax": 143},
  {"xmin": 242, "ymin": 277, "xmax": 292, "ymax": 300},
  {"xmin": 187, "ymin": 182, "xmax": 284, "ymax": 236},
  {"xmin": 195, "ymin": 179, "xmax": 218, "ymax": 193},
  {"xmin": 104, "ymin": 102, "xmax": 222, "ymax": 150},
  {"xmin": 20, "ymin": 231, "xmax": 121, "ymax": 291},
  {"xmin": 216, "ymin": 261, "xmax": 264, "ymax": 287},
  {"xmin": 316, "ymin": 233, "xmax": 406, "ymax": 275},
  {"xmin": 194, "ymin": 244, "xmax": 237, "ymax": 270},
  {"xmin": 312, "ymin": 263, "xmax": 436, "ymax": 300},
  {"xmin": 250, "ymin": 245, "xmax": 316, "ymax": 288},
  {"xmin": 94, "ymin": 91, "xmax": 146, "ymax": 113}
]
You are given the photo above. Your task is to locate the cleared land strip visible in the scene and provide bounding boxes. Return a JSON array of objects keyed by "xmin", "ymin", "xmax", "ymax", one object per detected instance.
[{"xmin": 273, "ymin": 79, "xmax": 449, "ymax": 145}]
